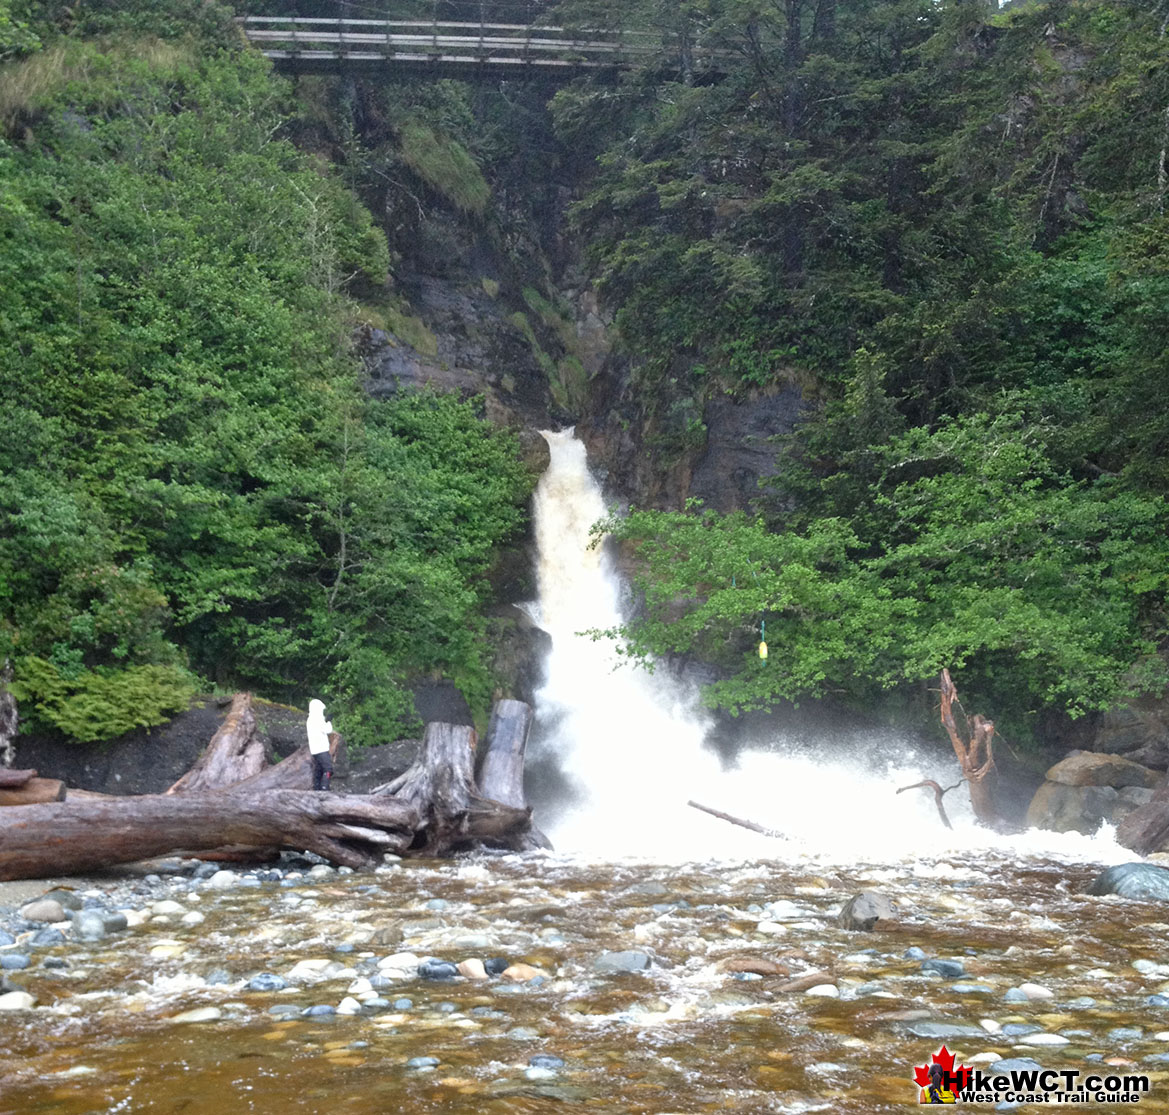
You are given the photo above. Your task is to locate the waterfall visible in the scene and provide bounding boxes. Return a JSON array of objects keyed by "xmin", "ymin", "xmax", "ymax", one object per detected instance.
[{"xmin": 526, "ymin": 429, "xmax": 1127, "ymax": 865}]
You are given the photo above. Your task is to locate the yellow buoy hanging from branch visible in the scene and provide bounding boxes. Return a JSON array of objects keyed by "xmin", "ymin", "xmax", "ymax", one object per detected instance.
[
  {"xmin": 758, "ymin": 641, "xmax": 768, "ymax": 660},
  {"xmin": 758, "ymin": 619, "xmax": 767, "ymax": 661}
]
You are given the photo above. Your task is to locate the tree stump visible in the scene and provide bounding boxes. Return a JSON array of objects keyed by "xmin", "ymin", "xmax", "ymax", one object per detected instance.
[
  {"xmin": 166, "ymin": 693, "xmax": 267, "ymax": 794},
  {"xmin": 374, "ymin": 722, "xmax": 533, "ymax": 855}
]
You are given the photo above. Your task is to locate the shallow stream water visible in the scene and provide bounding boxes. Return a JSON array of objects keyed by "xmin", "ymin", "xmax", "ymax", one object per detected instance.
[
  {"xmin": 4, "ymin": 840, "xmax": 1169, "ymax": 1114},
  {"xmin": 4, "ymin": 432, "xmax": 1166, "ymax": 1113}
]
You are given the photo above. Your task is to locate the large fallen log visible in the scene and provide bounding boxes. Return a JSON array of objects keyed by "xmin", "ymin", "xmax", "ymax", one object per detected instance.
[
  {"xmin": 374, "ymin": 721, "xmax": 534, "ymax": 855},
  {"xmin": 0, "ymin": 791, "xmax": 420, "ymax": 880},
  {"xmin": 166, "ymin": 693, "xmax": 266, "ymax": 794}
]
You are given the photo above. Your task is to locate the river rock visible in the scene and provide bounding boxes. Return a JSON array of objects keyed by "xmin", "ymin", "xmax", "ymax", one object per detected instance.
[
  {"xmin": 418, "ymin": 960, "xmax": 459, "ymax": 980},
  {"xmin": 171, "ymin": 1007, "xmax": 222, "ymax": 1023},
  {"xmin": 593, "ymin": 950, "xmax": 651, "ymax": 973},
  {"xmin": 206, "ymin": 871, "xmax": 237, "ymax": 890},
  {"xmin": 406, "ymin": 1056, "xmax": 439, "ymax": 1070},
  {"xmin": 1046, "ymin": 749, "xmax": 1160, "ymax": 788},
  {"xmin": 502, "ymin": 963, "xmax": 543, "ymax": 982},
  {"xmin": 921, "ymin": 958, "xmax": 965, "ymax": 979},
  {"xmin": 248, "ymin": 973, "xmax": 287, "ymax": 992},
  {"xmin": 0, "ymin": 954, "xmax": 30, "ymax": 970},
  {"xmin": 20, "ymin": 898, "xmax": 66, "ymax": 924},
  {"xmin": 836, "ymin": 891, "xmax": 896, "ymax": 931},
  {"xmin": 0, "ymin": 991, "xmax": 35, "ymax": 1010},
  {"xmin": 721, "ymin": 957, "xmax": 789, "ymax": 977},
  {"xmin": 1088, "ymin": 863, "xmax": 1169, "ymax": 901},
  {"xmin": 905, "ymin": 1021, "xmax": 987, "ymax": 1039},
  {"xmin": 31, "ymin": 928, "xmax": 65, "ymax": 947},
  {"xmin": 457, "ymin": 958, "xmax": 488, "ymax": 980},
  {"xmin": 1017, "ymin": 982, "xmax": 1054, "ymax": 1000},
  {"xmin": 1026, "ymin": 782, "xmax": 1152, "ymax": 834},
  {"xmin": 530, "ymin": 1054, "xmax": 565, "ymax": 1069}
]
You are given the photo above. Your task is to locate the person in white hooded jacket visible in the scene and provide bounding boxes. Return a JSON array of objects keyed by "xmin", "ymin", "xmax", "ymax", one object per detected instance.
[{"xmin": 307, "ymin": 699, "xmax": 334, "ymax": 791}]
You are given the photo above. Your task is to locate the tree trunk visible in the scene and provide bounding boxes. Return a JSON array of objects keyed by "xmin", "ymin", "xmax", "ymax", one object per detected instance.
[
  {"xmin": 0, "ymin": 662, "xmax": 17, "ymax": 769},
  {"xmin": 0, "ymin": 791, "xmax": 420, "ymax": 880},
  {"xmin": 938, "ymin": 668, "xmax": 1001, "ymax": 828},
  {"xmin": 478, "ymin": 699, "xmax": 551, "ymax": 850},
  {"xmin": 166, "ymin": 693, "xmax": 267, "ymax": 794},
  {"xmin": 0, "ymin": 777, "xmax": 66, "ymax": 806},
  {"xmin": 374, "ymin": 721, "xmax": 533, "ymax": 855}
]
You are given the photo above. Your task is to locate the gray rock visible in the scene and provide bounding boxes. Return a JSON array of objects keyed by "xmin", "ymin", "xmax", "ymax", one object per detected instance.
[
  {"xmin": 904, "ymin": 946, "xmax": 927, "ymax": 960},
  {"xmin": 0, "ymin": 954, "xmax": 30, "ymax": 970},
  {"xmin": 20, "ymin": 899, "xmax": 66, "ymax": 924},
  {"xmin": 921, "ymin": 958, "xmax": 965, "ymax": 979},
  {"xmin": 30, "ymin": 928, "xmax": 65, "ymax": 947},
  {"xmin": 1087, "ymin": 863, "xmax": 1169, "ymax": 901},
  {"xmin": 392, "ymin": 997, "xmax": 414, "ymax": 1010},
  {"xmin": 593, "ymin": 950, "xmax": 651, "ymax": 973},
  {"xmin": 1109, "ymin": 1027, "xmax": 1144, "ymax": 1042},
  {"xmin": 406, "ymin": 1056, "xmax": 439, "ymax": 1070},
  {"xmin": 905, "ymin": 1021, "xmax": 986, "ymax": 1039},
  {"xmin": 268, "ymin": 1004, "xmax": 301, "ymax": 1016},
  {"xmin": 418, "ymin": 960, "xmax": 458, "ymax": 980},
  {"xmin": 0, "ymin": 931, "xmax": 13, "ymax": 947},
  {"xmin": 248, "ymin": 973, "xmax": 287, "ymax": 992},
  {"xmin": 1002, "ymin": 1023, "xmax": 1042, "ymax": 1037},
  {"xmin": 529, "ymin": 1054, "xmax": 565, "ymax": 1069},
  {"xmin": 302, "ymin": 1004, "xmax": 336, "ymax": 1017},
  {"xmin": 1003, "ymin": 987, "xmax": 1030, "ymax": 1002},
  {"xmin": 989, "ymin": 1058, "xmax": 1044, "ymax": 1074},
  {"xmin": 836, "ymin": 891, "xmax": 895, "ymax": 931}
]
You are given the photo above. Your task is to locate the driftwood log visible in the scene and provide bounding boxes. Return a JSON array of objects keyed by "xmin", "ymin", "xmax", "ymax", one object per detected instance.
[
  {"xmin": 478, "ymin": 699, "xmax": 551, "ymax": 850},
  {"xmin": 166, "ymin": 693, "xmax": 266, "ymax": 794},
  {"xmin": 938, "ymin": 668, "xmax": 1001, "ymax": 828},
  {"xmin": 374, "ymin": 721, "xmax": 534, "ymax": 855},
  {"xmin": 0, "ymin": 791, "xmax": 419, "ymax": 878},
  {"xmin": 0, "ymin": 696, "xmax": 543, "ymax": 878}
]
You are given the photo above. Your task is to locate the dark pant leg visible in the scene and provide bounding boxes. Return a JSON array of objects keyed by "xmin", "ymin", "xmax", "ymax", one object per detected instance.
[{"xmin": 312, "ymin": 752, "xmax": 333, "ymax": 791}]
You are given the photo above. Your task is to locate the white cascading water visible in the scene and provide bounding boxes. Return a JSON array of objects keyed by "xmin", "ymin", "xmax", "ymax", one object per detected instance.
[{"xmin": 528, "ymin": 429, "xmax": 1128, "ymax": 865}]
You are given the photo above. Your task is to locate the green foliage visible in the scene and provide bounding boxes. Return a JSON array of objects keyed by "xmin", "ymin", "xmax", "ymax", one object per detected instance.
[
  {"xmin": 0, "ymin": 36, "xmax": 532, "ymax": 746},
  {"xmin": 9, "ymin": 656, "xmax": 197, "ymax": 743},
  {"xmin": 397, "ymin": 119, "xmax": 490, "ymax": 215},
  {"xmin": 607, "ymin": 412, "xmax": 1169, "ymax": 737}
]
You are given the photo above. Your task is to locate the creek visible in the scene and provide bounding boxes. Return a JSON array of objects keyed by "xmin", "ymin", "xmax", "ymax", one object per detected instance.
[{"xmin": 2, "ymin": 433, "xmax": 1167, "ymax": 1114}]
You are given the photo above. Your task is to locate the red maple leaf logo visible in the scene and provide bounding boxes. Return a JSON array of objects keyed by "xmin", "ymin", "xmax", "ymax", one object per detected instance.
[{"xmin": 913, "ymin": 1044, "xmax": 972, "ymax": 1093}]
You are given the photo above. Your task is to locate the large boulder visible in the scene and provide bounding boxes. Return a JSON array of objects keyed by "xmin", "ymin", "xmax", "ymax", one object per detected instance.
[
  {"xmin": 1026, "ymin": 782, "xmax": 1152, "ymax": 835},
  {"xmin": 1043, "ymin": 750, "xmax": 1160, "ymax": 789},
  {"xmin": 1091, "ymin": 697, "xmax": 1169, "ymax": 770},
  {"xmin": 1087, "ymin": 862, "xmax": 1169, "ymax": 901},
  {"xmin": 836, "ymin": 891, "xmax": 897, "ymax": 931},
  {"xmin": 1025, "ymin": 750, "xmax": 1161, "ymax": 835}
]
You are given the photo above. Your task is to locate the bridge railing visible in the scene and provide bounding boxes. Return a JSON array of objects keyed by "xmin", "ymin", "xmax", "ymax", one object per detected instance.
[{"xmin": 239, "ymin": 15, "xmax": 662, "ymax": 71}]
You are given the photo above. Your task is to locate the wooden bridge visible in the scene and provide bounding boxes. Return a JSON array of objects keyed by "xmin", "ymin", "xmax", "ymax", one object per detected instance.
[{"xmin": 239, "ymin": 16, "xmax": 724, "ymax": 83}]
